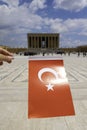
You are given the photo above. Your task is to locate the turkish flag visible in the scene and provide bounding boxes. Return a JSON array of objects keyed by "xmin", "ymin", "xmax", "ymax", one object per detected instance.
[{"xmin": 28, "ymin": 57, "xmax": 75, "ymax": 118}]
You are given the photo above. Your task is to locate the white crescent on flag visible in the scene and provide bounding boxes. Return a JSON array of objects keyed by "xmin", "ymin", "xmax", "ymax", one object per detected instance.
[{"xmin": 38, "ymin": 67, "xmax": 59, "ymax": 82}]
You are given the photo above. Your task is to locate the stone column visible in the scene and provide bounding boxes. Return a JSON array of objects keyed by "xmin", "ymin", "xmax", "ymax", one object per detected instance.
[{"xmin": 31, "ymin": 36, "xmax": 33, "ymax": 48}]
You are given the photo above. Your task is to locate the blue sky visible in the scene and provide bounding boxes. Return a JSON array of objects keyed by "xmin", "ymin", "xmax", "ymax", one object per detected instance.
[{"xmin": 0, "ymin": 0, "xmax": 87, "ymax": 48}]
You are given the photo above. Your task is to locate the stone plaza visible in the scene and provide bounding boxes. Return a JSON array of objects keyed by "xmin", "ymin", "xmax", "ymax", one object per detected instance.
[{"xmin": 0, "ymin": 54, "xmax": 87, "ymax": 130}]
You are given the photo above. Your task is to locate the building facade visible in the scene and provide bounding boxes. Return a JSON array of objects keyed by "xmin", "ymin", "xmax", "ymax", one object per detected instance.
[{"xmin": 27, "ymin": 33, "xmax": 59, "ymax": 53}]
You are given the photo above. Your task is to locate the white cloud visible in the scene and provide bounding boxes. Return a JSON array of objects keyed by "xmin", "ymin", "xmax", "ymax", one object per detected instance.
[
  {"xmin": 49, "ymin": 19, "xmax": 68, "ymax": 33},
  {"xmin": 43, "ymin": 17, "xmax": 87, "ymax": 35},
  {"xmin": 1, "ymin": 0, "xmax": 19, "ymax": 7},
  {"xmin": 79, "ymin": 32, "xmax": 87, "ymax": 36},
  {"xmin": 0, "ymin": 0, "xmax": 46, "ymax": 31},
  {"xmin": 53, "ymin": 0, "xmax": 87, "ymax": 12},
  {"xmin": 0, "ymin": 3, "xmax": 43, "ymax": 30},
  {"xmin": 64, "ymin": 18, "xmax": 87, "ymax": 31},
  {"xmin": 29, "ymin": 0, "xmax": 47, "ymax": 12},
  {"xmin": 60, "ymin": 37, "xmax": 87, "ymax": 48},
  {"xmin": 0, "ymin": 1, "xmax": 44, "ymax": 47},
  {"xmin": 43, "ymin": 18, "xmax": 87, "ymax": 47},
  {"xmin": 0, "ymin": 0, "xmax": 87, "ymax": 47}
]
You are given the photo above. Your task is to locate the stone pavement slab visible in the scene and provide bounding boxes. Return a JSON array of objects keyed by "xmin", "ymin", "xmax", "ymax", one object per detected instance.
[{"xmin": 0, "ymin": 54, "xmax": 87, "ymax": 130}]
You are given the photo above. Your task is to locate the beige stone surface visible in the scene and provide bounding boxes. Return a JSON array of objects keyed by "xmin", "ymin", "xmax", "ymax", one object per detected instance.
[{"xmin": 0, "ymin": 54, "xmax": 87, "ymax": 130}]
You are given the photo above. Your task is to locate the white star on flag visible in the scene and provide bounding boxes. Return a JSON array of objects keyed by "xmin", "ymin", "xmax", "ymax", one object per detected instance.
[{"xmin": 46, "ymin": 83, "xmax": 54, "ymax": 91}]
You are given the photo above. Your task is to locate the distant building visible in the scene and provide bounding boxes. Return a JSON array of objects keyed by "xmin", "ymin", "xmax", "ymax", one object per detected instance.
[{"xmin": 27, "ymin": 33, "xmax": 59, "ymax": 53}]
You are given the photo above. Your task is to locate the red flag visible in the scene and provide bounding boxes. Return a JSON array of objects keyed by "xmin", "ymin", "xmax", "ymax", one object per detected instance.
[{"xmin": 28, "ymin": 57, "xmax": 75, "ymax": 118}]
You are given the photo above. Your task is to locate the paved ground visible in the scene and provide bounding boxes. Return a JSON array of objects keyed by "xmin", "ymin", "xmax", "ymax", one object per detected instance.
[{"xmin": 0, "ymin": 54, "xmax": 87, "ymax": 130}]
